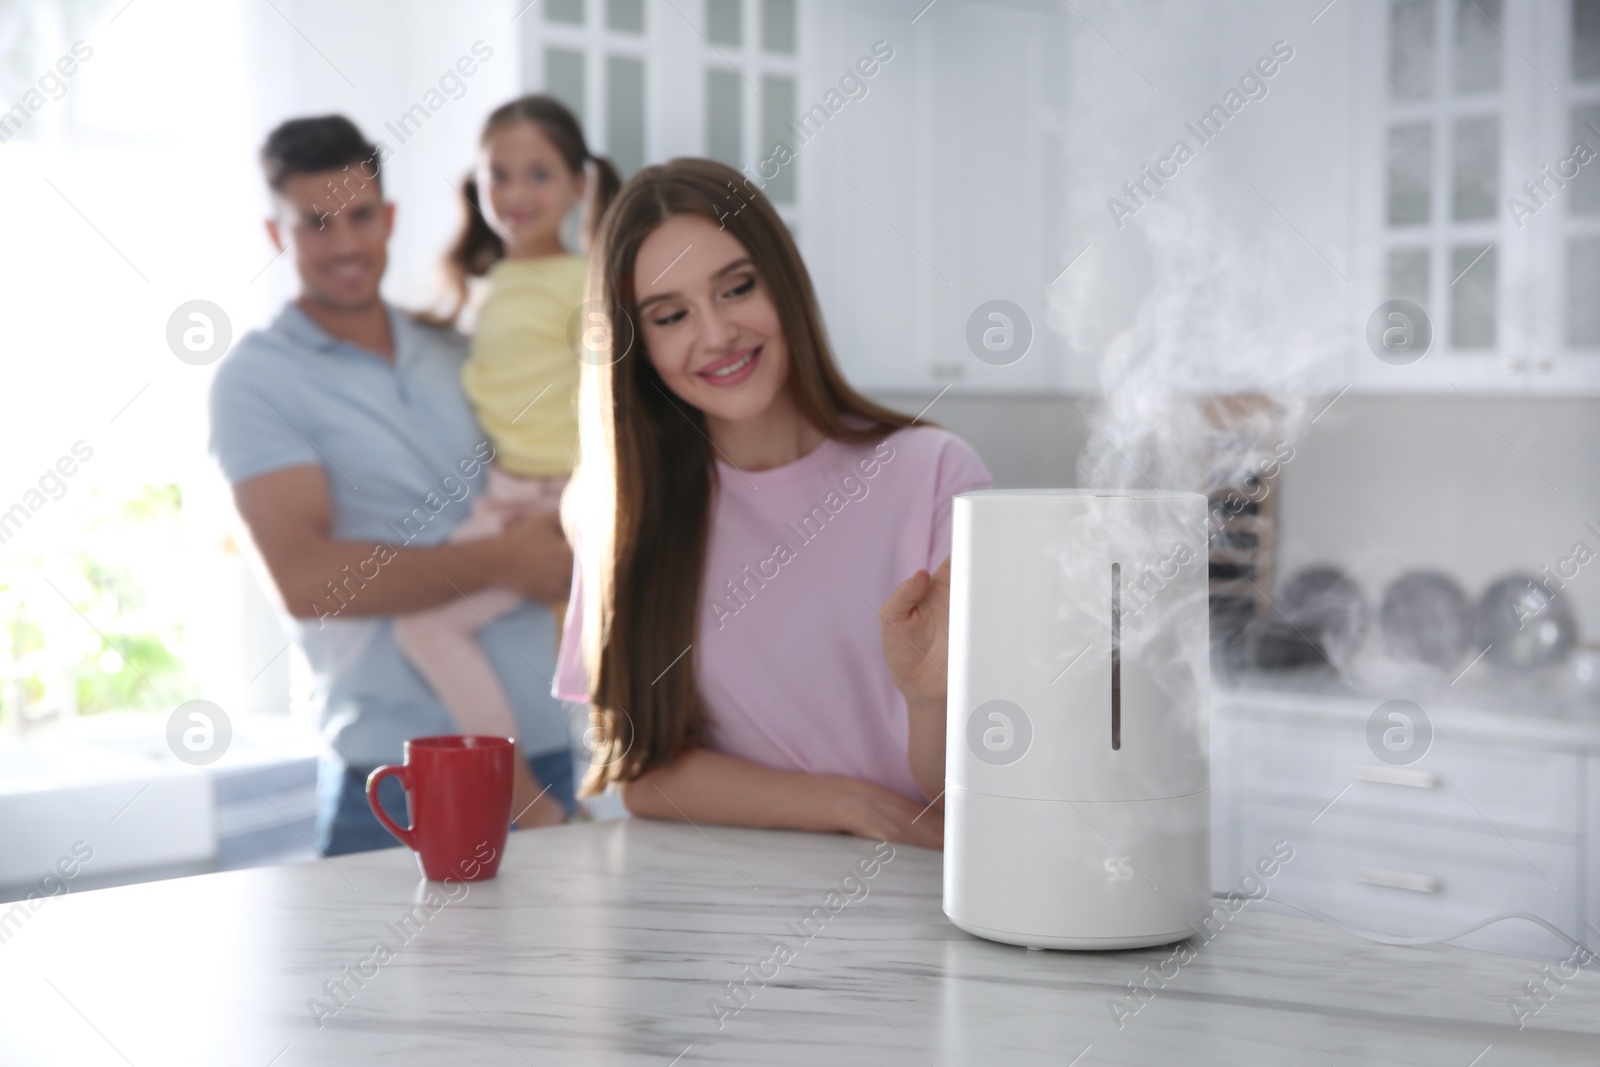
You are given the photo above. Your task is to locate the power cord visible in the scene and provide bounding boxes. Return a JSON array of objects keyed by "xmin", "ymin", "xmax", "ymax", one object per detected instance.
[{"xmin": 1216, "ymin": 892, "xmax": 1597, "ymax": 960}]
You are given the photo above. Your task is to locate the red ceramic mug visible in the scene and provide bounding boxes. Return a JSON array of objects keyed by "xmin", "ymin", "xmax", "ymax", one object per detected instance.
[{"xmin": 366, "ymin": 736, "xmax": 513, "ymax": 882}]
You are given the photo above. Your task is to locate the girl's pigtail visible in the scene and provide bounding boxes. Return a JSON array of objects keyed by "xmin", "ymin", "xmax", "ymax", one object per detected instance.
[{"xmin": 422, "ymin": 174, "xmax": 504, "ymax": 327}]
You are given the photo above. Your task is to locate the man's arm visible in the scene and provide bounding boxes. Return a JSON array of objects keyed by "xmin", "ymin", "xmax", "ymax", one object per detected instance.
[
  {"xmin": 232, "ymin": 465, "xmax": 572, "ymax": 620},
  {"xmin": 620, "ymin": 746, "xmax": 945, "ymax": 850}
]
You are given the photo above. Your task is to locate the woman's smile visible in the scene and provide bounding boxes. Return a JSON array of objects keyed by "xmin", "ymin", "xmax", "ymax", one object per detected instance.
[{"xmin": 697, "ymin": 345, "xmax": 763, "ymax": 386}]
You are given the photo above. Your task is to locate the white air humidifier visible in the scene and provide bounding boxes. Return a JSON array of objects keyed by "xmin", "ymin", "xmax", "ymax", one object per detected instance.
[{"xmin": 943, "ymin": 489, "xmax": 1211, "ymax": 950}]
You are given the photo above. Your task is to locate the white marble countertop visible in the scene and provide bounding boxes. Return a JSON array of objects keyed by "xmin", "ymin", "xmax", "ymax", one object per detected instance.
[{"xmin": 3, "ymin": 819, "xmax": 1598, "ymax": 1066}]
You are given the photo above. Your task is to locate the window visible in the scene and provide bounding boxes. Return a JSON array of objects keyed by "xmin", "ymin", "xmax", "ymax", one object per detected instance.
[{"xmin": 0, "ymin": 0, "xmax": 293, "ymax": 742}]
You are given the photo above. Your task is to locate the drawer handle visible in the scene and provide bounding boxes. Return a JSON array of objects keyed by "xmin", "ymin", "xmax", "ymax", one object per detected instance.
[
  {"xmin": 1355, "ymin": 866, "xmax": 1440, "ymax": 894},
  {"xmin": 1352, "ymin": 764, "xmax": 1438, "ymax": 789}
]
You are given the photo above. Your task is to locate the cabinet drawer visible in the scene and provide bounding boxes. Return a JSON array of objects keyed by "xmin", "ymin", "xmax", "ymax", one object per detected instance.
[
  {"xmin": 1228, "ymin": 718, "xmax": 1579, "ymax": 837},
  {"xmin": 1233, "ymin": 801, "xmax": 1579, "ymax": 958}
]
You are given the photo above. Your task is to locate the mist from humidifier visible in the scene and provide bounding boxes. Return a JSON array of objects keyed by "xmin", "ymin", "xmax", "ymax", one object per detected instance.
[
  {"xmin": 1052, "ymin": 171, "xmax": 1341, "ymax": 492},
  {"xmin": 1048, "ymin": 169, "xmax": 1350, "ymax": 668},
  {"xmin": 1043, "ymin": 3, "xmax": 1357, "ymax": 683},
  {"xmin": 1046, "ymin": 0, "xmax": 1345, "ymax": 492}
]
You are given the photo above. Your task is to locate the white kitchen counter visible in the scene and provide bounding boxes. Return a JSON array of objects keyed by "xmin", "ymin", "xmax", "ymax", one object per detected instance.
[{"xmin": 3, "ymin": 818, "xmax": 1598, "ymax": 1065}]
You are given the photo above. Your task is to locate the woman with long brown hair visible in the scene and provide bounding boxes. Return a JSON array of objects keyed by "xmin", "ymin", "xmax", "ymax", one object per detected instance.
[{"xmin": 554, "ymin": 159, "xmax": 991, "ymax": 848}]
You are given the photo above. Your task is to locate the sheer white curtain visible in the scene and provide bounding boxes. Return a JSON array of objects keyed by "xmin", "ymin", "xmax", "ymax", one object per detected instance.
[{"xmin": 1, "ymin": 0, "xmax": 284, "ymax": 737}]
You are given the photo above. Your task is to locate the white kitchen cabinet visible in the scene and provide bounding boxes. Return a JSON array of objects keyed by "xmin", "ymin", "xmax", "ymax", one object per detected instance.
[
  {"xmin": 521, "ymin": 0, "xmax": 1598, "ymax": 397},
  {"xmin": 1232, "ymin": 716, "xmax": 1582, "ymax": 837},
  {"xmin": 1590, "ymin": 753, "xmax": 1600, "ymax": 949},
  {"xmin": 519, "ymin": 0, "xmax": 1071, "ymax": 394},
  {"xmin": 799, "ymin": 2, "xmax": 1070, "ymax": 394},
  {"xmin": 1518, "ymin": 0, "xmax": 1600, "ymax": 393},
  {"xmin": 1345, "ymin": 0, "xmax": 1600, "ymax": 394},
  {"xmin": 1213, "ymin": 682, "xmax": 1600, "ymax": 960},
  {"xmin": 1240, "ymin": 801, "xmax": 1580, "ymax": 958}
]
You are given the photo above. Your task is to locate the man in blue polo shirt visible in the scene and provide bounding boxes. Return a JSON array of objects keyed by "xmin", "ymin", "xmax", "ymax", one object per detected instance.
[{"xmin": 209, "ymin": 116, "xmax": 576, "ymax": 854}]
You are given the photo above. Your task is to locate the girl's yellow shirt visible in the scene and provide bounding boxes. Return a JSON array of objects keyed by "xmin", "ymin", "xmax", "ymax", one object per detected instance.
[{"xmin": 461, "ymin": 254, "xmax": 588, "ymax": 478}]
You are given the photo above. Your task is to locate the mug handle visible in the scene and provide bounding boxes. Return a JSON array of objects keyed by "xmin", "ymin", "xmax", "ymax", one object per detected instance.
[{"xmin": 365, "ymin": 765, "xmax": 417, "ymax": 850}]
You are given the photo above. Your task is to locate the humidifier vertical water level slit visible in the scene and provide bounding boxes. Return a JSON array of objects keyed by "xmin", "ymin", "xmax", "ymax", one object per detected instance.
[{"xmin": 1111, "ymin": 561, "xmax": 1122, "ymax": 751}]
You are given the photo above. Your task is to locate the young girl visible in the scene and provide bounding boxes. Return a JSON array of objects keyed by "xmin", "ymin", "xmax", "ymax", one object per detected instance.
[
  {"xmin": 554, "ymin": 159, "xmax": 993, "ymax": 848},
  {"xmin": 395, "ymin": 96, "xmax": 619, "ymax": 829}
]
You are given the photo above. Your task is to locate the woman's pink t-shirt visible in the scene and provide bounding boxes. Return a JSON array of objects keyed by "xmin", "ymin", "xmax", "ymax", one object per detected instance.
[{"xmin": 552, "ymin": 425, "xmax": 994, "ymax": 802}]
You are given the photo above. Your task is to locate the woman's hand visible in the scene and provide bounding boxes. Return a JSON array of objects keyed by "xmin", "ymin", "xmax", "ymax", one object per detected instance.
[
  {"xmin": 878, "ymin": 557, "xmax": 952, "ymax": 708},
  {"xmin": 881, "ymin": 558, "xmax": 954, "ymax": 801},
  {"xmin": 832, "ymin": 778, "xmax": 945, "ymax": 850}
]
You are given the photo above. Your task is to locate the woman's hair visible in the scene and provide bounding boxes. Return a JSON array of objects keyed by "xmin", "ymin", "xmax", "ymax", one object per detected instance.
[
  {"xmin": 571, "ymin": 157, "xmax": 916, "ymax": 796},
  {"xmin": 434, "ymin": 95, "xmax": 620, "ymax": 324}
]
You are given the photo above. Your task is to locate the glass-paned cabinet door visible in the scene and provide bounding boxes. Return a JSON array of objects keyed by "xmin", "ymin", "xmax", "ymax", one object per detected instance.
[
  {"xmin": 521, "ymin": 0, "xmax": 801, "ymax": 225},
  {"xmin": 1523, "ymin": 0, "xmax": 1600, "ymax": 389},
  {"xmin": 1354, "ymin": 0, "xmax": 1546, "ymax": 391},
  {"xmin": 694, "ymin": 0, "xmax": 801, "ymax": 218},
  {"xmin": 705, "ymin": 67, "xmax": 743, "ymax": 168},
  {"xmin": 606, "ymin": 55, "xmax": 646, "ymax": 176},
  {"xmin": 521, "ymin": 0, "xmax": 651, "ymax": 184}
]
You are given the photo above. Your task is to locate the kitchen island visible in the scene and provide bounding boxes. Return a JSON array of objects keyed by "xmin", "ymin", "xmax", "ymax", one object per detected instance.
[{"xmin": 2, "ymin": 818, "xmax": 1597, "ymax": 1065}]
